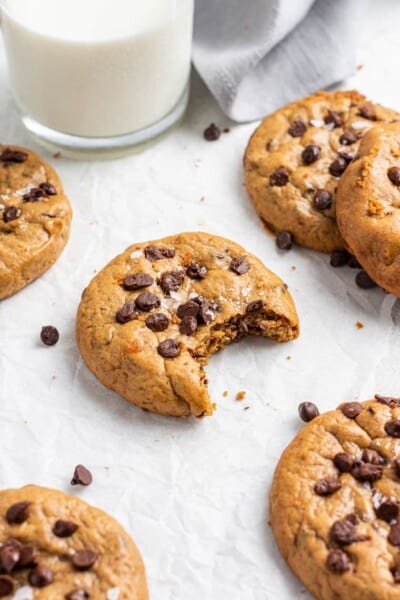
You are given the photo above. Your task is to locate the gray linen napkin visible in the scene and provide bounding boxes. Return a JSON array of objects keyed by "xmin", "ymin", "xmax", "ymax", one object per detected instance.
[{"xmin": 193, "ymin": 0, "xmax": 360, "ymax": 122}]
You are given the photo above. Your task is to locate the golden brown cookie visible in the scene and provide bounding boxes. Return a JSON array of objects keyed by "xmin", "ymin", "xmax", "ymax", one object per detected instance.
[
  {"xmin": 76, "ymin": 232, "xmax": 299, "ymax": 417},
  {"xmin": 270, "ymin": 396, "xmax": 400, "ymax": 600},
  {"xmin": 244, "ymin": 91, "xmax": 399, "ymax": 253},
  {"xmin": 336, "ymin": 122, "xmax": 400, "ymax": 296},
  {"xmin": 0, "ymin": 146, "xmax": 72, "ymax": 300},
  {"xmin": 0, "ymin": 484, "xmax": 148, "ymax": 599}
]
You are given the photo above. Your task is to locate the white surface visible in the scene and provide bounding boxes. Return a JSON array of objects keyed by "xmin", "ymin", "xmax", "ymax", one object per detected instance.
[{"xmin": 0, "ymin": 2, "xmax": 399, "ymax": 598}]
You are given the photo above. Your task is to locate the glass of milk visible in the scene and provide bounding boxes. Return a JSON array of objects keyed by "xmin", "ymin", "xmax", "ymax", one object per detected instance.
[{"xmin": 0, "ymin": 0, "xmax": 194, "ymax": 157}]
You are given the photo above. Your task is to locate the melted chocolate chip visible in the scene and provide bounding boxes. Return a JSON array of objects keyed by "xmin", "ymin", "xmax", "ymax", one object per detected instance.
[
  {"xmin": 40, "ymin": 182, "xmax": 57, "ymax": 196},
  {"xmin": 72, "ymin": 550, "xmax": 98, "ymax": 571},
  {"xmin": 135, "ymin": 292, "xmax": 161, "ymax": 312},
  {"xmin": 158, "ymin": 339, "xmax": 181, "ymax": 359},
  {"xmin": 298, "ymin": 402, "xmax": 319, "ymax": 422},
  {"xmin": 0, "ymin": 148, "xmax": 28, "ymax": 163},
  {"xmin": 71, "ymin": 464, "xmax": 92, "ymax": 486},
  {"xmin": 288, "ymin": 120, "xmax": 307, "ymax": 137},
  {"xmin": 145, "ymin": 313, "xmax": 169, "ymax": 332},
  {"xmin": 186, "ymin": 262, "xmax": 207, "ymax": 280},
  {"xmin": 330, "ymin": 515, "xmax": 359, "ymax": 546},
  {"xmin": 203, "ymin": 123, "xmax": 221, "ymax": 141},
  {"xmin": 23, "ymin": 187, "xmax": 45, "ymax": 202},
  {"xmin": 179, "ymin": 316, "xmax": 198, "ymax": 336},
  {"xmin": 313, "ymin": 190, "xmax": 332, "ymax": 210},
  {"xmin": 358, "ymin": 103, "xmax": 377, "ymax": 120},
  {"xmin": 375, "ymin": 394, "xmax": 400, "ymax": 407},
  {"xmin": 324, "ymin": 110, "xmax": 342, "ymax": 128},
  {"xmin": 116, "ymin": 302, "xmax": 138, "ymax": 324},
  {"xmin": 6, "ymin": 502, "xmax": 30, "ymax": 525},
  {"xmin": 40, "ymin": 325, "xmax": 60, "ymax": 346},
  {"xmin": 177, "ymin": 301, "xmax": 199, "ymax": 319},
  {"xmin": 330, "ymin": 249, "xmax": 350, "ymax": 267},
  {"xmin": 388, "ymin": 166, "xmax": 400, "ymax": 186},
  {"xmin": 385, "ymin": 420, "xmax": 400, "ymax": 438},
  {"xmin": 29, "ymin": 565, "xmax": 54, "ymax": 587},
  {"xmin": 339, "ymin": 151, "xmax": 355, "ymax": 164},
  {"xmin": 123, "ymin": 273, "xmax": 154, "ymax": 291},
  {"xmin": 302, "ymin": 144, "xmax": 321, "ymax": 164},
  {"xmin": 329, "ymin": 157, "xmax": 348, "ymax": 177},
  {"xmin": 376, "ymin": 500, "xmax": 399, "ymax": 523},
  {"xmin": 53, "ymin": 520, "xmax": 78, "ymax": 538},
  {"xmin": 326, "ymin": 549, "xmax": 350, "ymax": 573},
  {"xmin": 0, "ymin": 575, "xmax": 15, "ymax": 597},
  {"xmin": 144, "ymin": 246, "xmax": 175, "ymax": 262},
  {"xmin": 276, "ymin": 231, "xmax": 293, "ymax": 250},
  {"xmin": 160, "ymin": 271, "xmax": 185, "ymax": 295},
  {"xmin": 3, "ymin": 206, "xmax": 21, "ymax": 223},
  {"xmin": 18, "ymin": 545, "xmax": 37, "ymax": 568},
  {"xmin": 0, "ymin": 544, "xmax": 20, "ymax": 573},
  {"xmin": 246, "ymin": 300, "xmax": 265, "ymax": 314},
  {"xmin": 351, "ymin": 461, "xmax": 383, "ymax": 482},
  {"xmin": 66, "ymin": 590, "xmax": 90, "ymax": 600},
  {"xmin": 194, "ymin": 296, "xmax": 217, "ymax": 325},
  {"xmin": 314, "ymin": 477, "xmax": 342, "ymax": 496},
  {"xmin": 355, "ymin": 270, "xmax": 377, "ymax": 289},
  {"xmin": 361, "ymin": 449, "xmax": 384, "ymax": 465},
  {"xmin": 339, "ymin": 131, "xmax": 358, "ymax": 145},
  {"xmin": 270, "ymin": 167, "xmax": 289, "ymax": 187},
  {"xmin": 334, "ymin": 452, "xmax": 354, "ymax": 473},
  {"xmin": 389, "ymin": 522, "xmax": 400, "ymax": 546},
  {"xmin": 230, "ymin": 256, "xmax": 250, "ymax": 275},
  {"xmin": 340, "ymin": 402, "xmax": 362, "ymax": 419}
]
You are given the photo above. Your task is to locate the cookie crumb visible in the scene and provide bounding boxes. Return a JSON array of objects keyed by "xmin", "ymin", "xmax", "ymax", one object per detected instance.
[
  {"xmin": 223, "ymin": 127, "xmax": 230, "ymax": 133},
  {"xmin": 286, "ymin": 356, "xmax": 291, "ymax": 360},
  {"xmin": 236, "ymin": 390, "xmax": 246, "ymax": 401},
  {"xmin": 356, "ymin": 321, "xmax": 364, "ymax": 329},
  {"xmin": 200, "ymin": 196, "xmax": 205, "ymax": 203},
  {"xmin": 244, "ymin": 406, "xmax": 250, "ymax": 411},
  {"xmin": 357, "ymin": 64, "xmax": 364, "ymax": 71},
  {"xmin": 291, "ymin": 266, "xmax": 296, "ymax": 271},
  {"xmin": 222, "ymin": 390, "xmax": 228, "ymax": 398},
  {"xmin": 53, "ymin": 151, "xmax": 61, "ymax": 158}
]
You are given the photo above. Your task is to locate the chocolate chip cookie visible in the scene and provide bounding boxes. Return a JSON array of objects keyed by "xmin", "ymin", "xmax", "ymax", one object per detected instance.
[
  {"xmin": 244, "ymin": 91, "xmax": 399, "ymax": 253},
  {"xmin": 76, "ymin": 232, "xmax": 299, "ymax": 417},
  {"xmin": 270, "ymin": 396, "xmax": 400, "ymax": 600},
  {"xmin": 0, "ymin": 484, "xmax": 148, "ymax": 599},
  {"xmin": 336, "ymin": 122, "xmax": 400, "ymax": 297},
  {"xmin": 0, "ymin": 146, "xmax": 72, "ymax": 300}
]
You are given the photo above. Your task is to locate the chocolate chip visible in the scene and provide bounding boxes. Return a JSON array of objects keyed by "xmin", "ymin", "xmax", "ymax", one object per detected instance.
[
  {"xmin": 18, "ymin": 545, "xmax": 37, "ymax": 568},
  {"xmin": 179, "ymin": 316, "xmax": 198, "ymax": 336},
  {"xmin": 393, "ymin": 565, "xmax": 400, "ymax": 583},
  {"xmin": 160, "ymin": 271, "xmax": 184, "ymax": 295},
  {"xmin": 0, "ymin": 148, "xmax": 28, "ymax": 163},
  {"xmin": 298, "ymin": 402, "xmax": 319, "ymax": 422},
  {"xmin": 355, "ymin": 270, "xmax": 377, "ymax": 289},
  {"xmin": 6, "ymin": 501, "xmax": 30, "ymax": 525},
  {"xmin": 3, "ymin": 206, "xmax": 21, "ymax": 223},
  {"xmin": 330, "ymin": 515, "xmax": 359, "ymax": 546},
  {"xmin": 194, "ymin": 296, "xmax": 217, "ymax": 325},
  {"xmin": 394, "ymin": 458, "xmax": 400, "ymax": 479},
  {"xmin": 40, "ymin": 182, "xmax": 57, "ymax": 195},
  {"xmin": 23, "ymin": 187, "xmax": 45, "ymax": 202},
  {"xmin": 269, "ymin": 167, "xmax": 289, "ymax": 186},
  {"xmin": 302, "ymin": 144, "xmax": 321, "ymax": 164},
  {"xmin": 246, "ymin": 300, "xmax": 265, "ymax": 314},
  {"xmin": 230, "ymin": 256, "xmax": 250, "ymax": 275},
  {"xmin": 385, "ymin": 419, "xmax": 400, "ymax": 438},
  {"xmin": 123, "ymin": 273, "xmax": 154, "ymax": 290},
  {"xmin": 145, "ymin": 313, "xmax": 169, "ymax": 332},
  {"xmin": 348, "ymin": 255, "xmax": 361, "ymax": 269},
  {"xmin": 340, "ymin": 402, "xmax": 362, "ymax": 419},
  {"xmin": 351, "ymin": 461, "xmax": 383, "ymax": 482},
  {"xmin": 72, "ymin": 550, "xmax": 98, "ymax": 571},
  {"xmin": 389, "ymin": 522, "xmax": 400, "ymax": 546},
  {"xmin": 324, "ymin": 110, "xmax": 342, "ymax": 128},
  {"xmin": 314, "ymin": 477, "xmax": 342, "ymax": 496},
  {"xmin": 388, "ymin": 166, "xmax": 400, "ymax": 186},
  {"xmin": 66, "ymin": 590, "xmax": 90, "ymax": 600},
  {"xmin": 339, "ymin": 131, "xmax": 358, "ymax": 145},
  {"xmin": 135, "ymin": 292, "xmax": 161, "ymax": 312},
  {"xmin": 203, "ymin": 123, "xmax": 221, "ymax": 141},
  {"xmin": 326, "ymin": 549, "xmax": 350, "ymax": 573},
  {"xmin": 29, "ymin": 565, "xmax": 54, "ymax": 587},
  {"xmin": 0, "ymin": 544, "xmax": 20, "ymax": 573},
  {"xmin": 358, "ymin": 103, "xmax": 376, "ymax": 120},
  {"xmin": 313, "ymin": 190, "xmax": 332, "ymax": 210},
  {"xmin": 0, "ymin": 575, "xmax": 15, "ymax": 596},
  {"xmin": 276, "ymin": 231, "xmax": 293, "ymax": 250},
  {"xmin": 329, "ymin": 157, "xmax": 348, "ymax": 177},
  {"xmin": 177, "ymin": 301, "xmax": 199, "ymax": 319},
  {"xmin": 144, "ymin": 245, "xmax": 175, "ymax": 262},
  {"xmin": 53, "ymin": 520, "xmax": 78, "ymax": 538},
  {"xmin": 339, "ymin": 151, "xmax": 355, "ymax": 164},
  {"xmin": 375, "ymin": 394, "xmax": 400, "ymax": 406},
  {"xmin": 186, "ymin": 262, "xmax": 207, "ymax": 280},
  {"xmin": 376, "ymin": 501, "xmax": 399, "ymax": 523},
  {"xmin": 40, "ymin": 325, "xmax": 60, "ymax": 346},
  {"xmin": 361, "ymin": 449, "xmax": 384, "ymax": 465},
  {"xmin": 330, "ymin": 249, "xmax": 350, "ymax": 267},
  {"xmin": 288, "ymin": 120, "xmax": 307, "ymax": 137},
  {"xmin": 116, "ymin": 302, "xmax": 138, "ymax": 324},
  {"xmin": 158, "ymin": 339, "xmax": 181, "ymax": 359},
  {"xmin": 334, "ymin": 452, "xmax": 354, "ymax": 473},
  {"xmin": 71, "ymin": 464, "xmax": 92, "ymax": 486}
]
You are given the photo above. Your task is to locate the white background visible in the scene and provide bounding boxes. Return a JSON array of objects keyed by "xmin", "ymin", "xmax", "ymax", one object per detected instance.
[{"xmin": 1, "ymin": 1, "xmax": 400, "ymax": 598}]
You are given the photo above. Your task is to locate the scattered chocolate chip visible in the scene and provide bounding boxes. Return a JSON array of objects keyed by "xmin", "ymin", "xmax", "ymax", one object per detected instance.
[
  {"xmin": 330, "ymin": 515, "xmax": 359, "ymax": 546},
  {"xmin": 313, "ymin": 189, "xmax": 332, "ymax": 211},
  {"xmin": 179, "ymin": 316, "xmax": 198, "ymax": 336},
  {"xmin": 324, "ymin": 110, "xmax": 342, "ymax": 128},
  {"xmin": 144, "ymin": 246, "xmax": 175, "ymax": 262},
  {"xmin": 302, "ymin": 144, "xmax": 321, "ymax": 164},
  {"xmin": 376, "ymin": 500, "xmax": 399, "ymax": 523},
  {"xmin": 358, "ymin": 103, "xmax": 376, "ymax": 120},
  {"xmin": 375, "ymin": 394, "xmax": 400, "ymax": 406},
  {"xmin": 348, "ymin": 255, "xmax": 361, "ymax": 269},
  {"xmin": 203, "ymin": 123, "xmax": 221, "ymax": 141},
  {"xmin": 18, "ymin": 545, "xmax": 37, "ymax": 568},
  {"xmin": 326, "ymin": 549, "xmax": 350, "ymax": 573},
  {"xmin": 269, "ymin": 167, "xmax": 289, "ymax": 187},
  {"xmin": 288, "ymin": 120, "xmax": 307, "ymax": 137},
  {"xmin": 392, "ymin": 565, "xmax": 400, "ymax": 583},
  {"xmin": 0, "ymin": 544, "xmax": 20, "ymax": 573},
  {"xmin": 186, "ymin": 262, "xmax": 207, "ymax": 280},
  {"xmin": 3, "ymin": 206, "xmax": 21, "ymax": 223},
  {"xmin": 340, "ymin": 402, "xmax": 362, "ymax": 419},
  {"xmin": 361, "ymin": 449, "xmax": 384, "ymax": 465},
  {"xmin": 0, "ymin": 148, "xmax": 28, "ymax": 163},
  {"xmin": 245, "ymin": 300, "xmax": 265, "ymax": 314},
  {"xmin": 351, "ymin": 461, "xmax": 383, "ymax": 482},
  {"xmin": 177, "ymin": 301, "xmax": 199, "ymax": 319},
  {"xmin": 53, "ymin": 520, "xmax": 78, "ymax": 538},
  {"xmin": 135, "ymin": 292, "xmax": 161, "ymax": 312},
  {"xmin": 385, "ymin": 419, "xmax": 400, "ymax": 438},
  {"xmin": 29, "ymin": 565, "xmax": 54, "ymax": 587},
  {"xmin": 298, "ymin": 402, "xmax": 319, "ymax": 422},
  {"xmin": 23, "ymin": 187, "xmax": 45, "ymax": 202},
  {"xmin": 160, "ymin": 271, "xmax": 185, "ymax": 295},
  {"xmin": 389, "ymin": 522, "xmax": 400, "ymax": 546},
  {"xmin": 194, "ymin": 296, "xmax": 217, "ymax": 325},
  {"xmin": 40, "ymin": 182, "xmax": 57, "ymax": 195},
  {"xmin": 6, "ymin": 501, "xmax": 30, "ymax": 525},
  {"xmin": 145, "ymin": 313, "xmax": 169, "ymax": 332},
  {"xmin": 40, "ymin": 325, "xmax": 60, "ymax": 346},
  {"xmin": 230, "ymin": 256, "xmax": 250, "ymax": 275},
  {"xmin": 339, "ymin": 131, "xmax": 358, "ymax": 145},
  {"xmin": 330, "ymin": 249, "xmax": 350, "ymax": 267},
  {"xmin": 116, "ymin": 302, "xmax": 138, "ymax": 324},
  {"xmin": 71, "ymin": 464, "xmax": 92, "ymax": 486},
  {"xmin": 66, "ymin": 590, "xmax": 90, "ymax": 600},
  {"xmin": 314, "ymin": 477, "xmax": 342, "ymax": 496},
  {"xmin": 329, "ymin": 157, "xmax": 348, "ymax": 177},
  {"xmin": 388, "ymin": 166, "xmax": 400, "ymax": 186},
  {"xmin": 72, "ymin": 550, "xmax": 98, "ymax": 571},
  {"xmin": 158, "ymin": 339, "xmax": 181, "ymax": 359},
  {"xmin": 123, "ymin": 273, "xmax": 154, "ymax": 290},
  {"xmin": 0, "ymin": 575, "xmax": 15, "ymax": 597},
  {"xmin": 276, "ymin": 231, "xmax": 293, "ymax": 250},
  {"xmin": 355, "ymin": 270, "xmax": 377, "ymax": 289},
  {"xmin": 334, "ymin": 452, "xmax": 354, "ymax": 473}
]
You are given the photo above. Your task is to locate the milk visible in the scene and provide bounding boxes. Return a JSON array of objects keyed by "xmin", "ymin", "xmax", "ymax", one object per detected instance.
[{"xmin": 1, "ymin": 0, "xmax": 194, "ymax": 138}]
